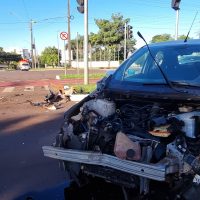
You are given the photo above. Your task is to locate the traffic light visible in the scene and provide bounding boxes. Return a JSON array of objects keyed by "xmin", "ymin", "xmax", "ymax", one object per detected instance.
[
  {"xmin": 127, "ymin": 25, "xmax": 133, "ymax": 39},
  {"xmin": 77, "ymin": 0, "xmax": 84, "ymax": 14},
  {"xmin": 171, "ymin": 0, "xmax": 181, "ymax": 10}
]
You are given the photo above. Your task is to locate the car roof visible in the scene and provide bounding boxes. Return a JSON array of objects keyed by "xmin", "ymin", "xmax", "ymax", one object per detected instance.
[{"xmin": 146, "ymin": 39, "xmax": 200, "ymax": 48}]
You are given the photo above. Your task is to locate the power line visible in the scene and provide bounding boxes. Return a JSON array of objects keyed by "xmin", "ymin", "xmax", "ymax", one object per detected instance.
[
  {"xmin": 0, "ymin": 16, "xmax": 67, "ymax": 25},
  {"xmin": 0, "ymin": 22, "xmax": 28, "ymax": 24},
  {"xmin": 22, "ymin": 0, "xmax": 30, "ymax": 20},
  {"xmin": 36, "ymin": 16, "xmax": 66, "ymax": 23}
]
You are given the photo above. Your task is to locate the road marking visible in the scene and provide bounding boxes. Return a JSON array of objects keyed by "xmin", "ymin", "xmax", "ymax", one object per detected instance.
[
  {"xmin": 1, "ymin": 85, "xmax": 49, "ymax": 93},
  {"xmin": 2, "ymin": 87, "xmax": 15, "ymax": 93},
  {"xmin": 24, "ymin": 86, "xmax": 34, "ymax": 92}
]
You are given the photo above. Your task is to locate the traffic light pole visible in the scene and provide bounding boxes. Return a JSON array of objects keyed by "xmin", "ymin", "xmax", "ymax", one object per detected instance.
[
  {"xmin": 84, "ymin": 0, "xmax": 89, "ymax": 85},
  {"xmin": 57, "ymin": 31, "xmax": 60, "ymax": 67},
  {"xmin": 171, "ymin": 0, "xmax": 181, "ymax": 40},
  {"xmin": 30, "ymin": 20, "xmax": 35, "ymax": 68},
  {"xmin": 76, "ymin": 32, "xmax": 79, "ymax": 74},
  {"xmin": 124, "ymin": 22, "xmax": 127, "ymax": 61},
  {"xmin": 175, "ymin": 9, "xmax": 179, "ymax": 40}
]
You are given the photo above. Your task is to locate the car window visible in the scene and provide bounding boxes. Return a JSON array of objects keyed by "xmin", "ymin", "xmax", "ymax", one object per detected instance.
[
  {"xmin": 178, "ymin": 54, "xmax": 200, "ymax": 65},
  {"xmin": 123, "ymin": 51, "xmax": 148, "ymax": 79},
  {"xmin": 113, "ymin": 44, "xmax": 200, "ymax": 85},
  {"xmin": 122, "ymin": 47, "xmax": 165, "ymax": 83},
  {"xmin": 22, "ymin": 63, "xmax": 29, "ymax": 66}
]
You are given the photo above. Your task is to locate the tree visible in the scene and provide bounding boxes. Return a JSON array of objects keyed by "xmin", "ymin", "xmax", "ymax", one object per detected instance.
[
  {"xmin": 151, "ymin": 34, "xmax": 173, "ymax": 43},
  {"xmin": 178, "ymin": 35, "xmax": 191, "ymax": 40},
  {"xmin": 40, "ymin": 46, "xmax": 61, "ymax": 67},
  {"xmin": 90, "ymin": 13, "xmax": 136, "ymax": 46},
  {"xmin": 70, "ymin": 35, "xmax": 84, "ymax": 61},
  {"xmin": 89, "ymin": 13, "xmax": 136, "ymax": 61},
  {"xmin": 0, "ymin": 49, "xmax": 21, "ymax": 67},
  {"xmin": 151, "ymin": 34, "xmax": 192, "ymax": 43},
  {"xmin": 70, "ymin": 14, "xmax": 137, "ymax": 62}
]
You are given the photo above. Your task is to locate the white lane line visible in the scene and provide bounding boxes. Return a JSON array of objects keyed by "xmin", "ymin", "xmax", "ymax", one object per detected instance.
[
  {"xmin": 24, "ymin": 86, "xmax": 34, "ymax": 92},
  {"xmin": 2, "ymin": 87, "xmax": 15, "ymax": 93}
]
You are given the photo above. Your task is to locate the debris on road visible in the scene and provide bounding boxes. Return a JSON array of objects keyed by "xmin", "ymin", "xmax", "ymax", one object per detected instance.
[
  {"xmin": 0, "ymin": 96, "xmax": 7, "ymax": 102},
  {"xmin": 15, "ymin": 94, "xmax": 24, "ymax": 97},
  {"xmin": 27, "ymin": 99, "xmax": 62, "ymax": 110},
  {"xmin": 46, "ymin": 104, "xmax": 57, "ymax": 111},
  {"xmin": 24, "ymin": 86, "xmax": 34, "ymax": 92},
  {"xmin": 55, "ymin": 75, "xmax": 60, "ymax": 80},
  {"xmin": 27, "ymin": 84, "xmax": 75, "ymax": 110},
  {"xmin": 69, "ymin": 94, "xmax": 88, "ymax": 102},
  {"xmin": 27, "ymin": 101, "xmax": 46, "ymax": 107}
]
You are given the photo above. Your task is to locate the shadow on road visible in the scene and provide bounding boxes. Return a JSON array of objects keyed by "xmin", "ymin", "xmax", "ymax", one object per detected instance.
[
  {"xmin": 13, "ymin": 182, "xmax": 69, "ymax": 200},
  {"xmin": 0, "ymin": 111, "xmax": 69, "ymax": 200}
]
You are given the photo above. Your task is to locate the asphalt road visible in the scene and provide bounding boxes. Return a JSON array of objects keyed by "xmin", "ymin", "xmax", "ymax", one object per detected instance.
[
  {"xmin": 0, "ymin": 68, "xmax": 106, "ymax": 82},
  {"xmin": 0, "ymin": 84, "xmax": 76, "ymax": 200},
  {"xmin": 0, "ymin": 69, "xmax": 64, "ymax": 82}
]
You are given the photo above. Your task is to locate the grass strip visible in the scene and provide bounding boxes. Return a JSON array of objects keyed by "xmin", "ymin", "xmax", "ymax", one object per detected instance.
[
  {"xmin": 73, "ymin": 84, "xmax": 96, "ymax": 94},
  {"xmin": 60, "ymin": 73, "xmax": 105, "ymax": 79}
]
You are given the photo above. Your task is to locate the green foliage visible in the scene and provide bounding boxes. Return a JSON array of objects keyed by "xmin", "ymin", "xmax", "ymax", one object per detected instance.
[
  {"xmin": 73, "ymin": 84, "xmax": 96, "ymax": 94},
  {"xmin": 178, "ymin": 35, "xmax": 191, "ymax": 40},
  {"xmin": 70, "ymin": 35, "xmax": 84, "ymax": 60},
  {"xmin": 151, "ymin": 34, "xmax": 192, "ymax": 43},
  {"xmin": 0, "ymin": 48, "xmax": 22, "ymax": 66},
  {"xmin": 68, "ymin": 14, "xmax": 136, "ymax": 62},
  {"xmin": 40, "ymin": 46, "xmax": 61, "ymax": 67},
  {"xmin": 90, "ymin": 13, "xmax": 129, "ymax": 46},
  {"xmin": 60, "ymin": 73, "xmax": 105, "ymax": 79},
  {"xmin": 151, "ymin": 34, "xmax": 173, "ymax": 43},
  {"xmin": 88, "ymin": 13, "xmax": 136, "ymax": 61}
]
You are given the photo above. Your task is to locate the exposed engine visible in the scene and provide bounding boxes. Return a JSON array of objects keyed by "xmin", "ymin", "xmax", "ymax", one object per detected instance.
[{"xmin": 43, "ymin": 97, "xmax": 200, "ymax": 199}]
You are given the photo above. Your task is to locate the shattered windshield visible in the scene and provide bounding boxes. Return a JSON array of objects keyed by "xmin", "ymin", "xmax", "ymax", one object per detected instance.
[{"xmin": 114, "ymin": 44, "xmax": 200, "ymax": 86}]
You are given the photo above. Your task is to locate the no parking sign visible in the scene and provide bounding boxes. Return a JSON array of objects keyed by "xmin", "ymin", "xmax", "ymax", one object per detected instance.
[{"xmin": 60, "ymin": 32, "xmax": 68, "ymax": 40}]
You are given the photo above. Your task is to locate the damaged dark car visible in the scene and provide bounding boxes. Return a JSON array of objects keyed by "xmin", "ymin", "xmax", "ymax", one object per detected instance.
[{"xmin": 43, "ymin": 39, "xmax": 200, "ymax": 200}]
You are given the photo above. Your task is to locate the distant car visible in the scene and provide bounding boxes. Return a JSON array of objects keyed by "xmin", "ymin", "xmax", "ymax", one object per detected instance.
[
  {"xmin": 18, "ymin": 62, "xmax": 31, "ymax": 71},
  {"xmin": 43, "ymin": 40, "xmax": 200, "ymax": 199},
  {"xmin": 17, "ymin": 59, "xmax": 31, "ymax": 71}
]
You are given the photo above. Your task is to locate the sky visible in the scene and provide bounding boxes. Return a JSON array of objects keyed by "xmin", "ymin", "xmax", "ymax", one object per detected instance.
[{"xmin": 0, "ymin": 0, "xmax": 200, "ymax": 54}]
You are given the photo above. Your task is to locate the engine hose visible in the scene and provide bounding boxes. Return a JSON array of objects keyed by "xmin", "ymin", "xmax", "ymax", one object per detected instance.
[{"xmin": 64, "ymin": 95, "xmax": 92, "ymax": 120}]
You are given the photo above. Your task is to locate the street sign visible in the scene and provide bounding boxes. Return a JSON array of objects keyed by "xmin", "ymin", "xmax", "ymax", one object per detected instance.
[{"xmin": 60, "ymin": 32, "xmax": 68, "ymax": 40}]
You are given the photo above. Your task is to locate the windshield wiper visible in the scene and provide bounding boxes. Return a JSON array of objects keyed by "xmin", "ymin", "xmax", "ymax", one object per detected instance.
[
  {"xmin": 143, "ymin": 82, "xmax": 167, "ymax": 85},
  {"xmin": 171, "ymin": 81, "xmax": 200, "ymax": 88},
  {"xmin": 137, "ymin": 31, "xmax": 188, "ymax": 94},
  {"xmin": 137, "ymin": 32, "xmax": 173, "ymax": 88}
]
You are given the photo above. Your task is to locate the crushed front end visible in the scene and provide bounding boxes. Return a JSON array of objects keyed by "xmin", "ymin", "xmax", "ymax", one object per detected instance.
[{"xmin": 43, "ymin": 41, "xmax": 200, "ymax": 199}]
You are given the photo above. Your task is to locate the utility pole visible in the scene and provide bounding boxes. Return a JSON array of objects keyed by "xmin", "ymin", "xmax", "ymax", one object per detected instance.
[
  {"xmin": 64, "ymin": 40, "xmax": 67, "ymax": 76},
  {"xmin": 67, "ymin": 0, "xmax": 71, "ymax": 67},
  {"xmin": 76, "ymin": 32, "xmax": 79, "ymax": 74},
  {"xmin": 76, "ymin": 0, "xmax": 90, "ymax": 82},
  {"xmin": 34, "ymin": 38, "xmax": 37, "ymax": 68},
  {"xmin": 57, "ymin": 31, "xmax": 60, "ymax": 67},
  {"xmin": 30, "ymin": 20, "xmax": 35, "ymax": 68},
  {"xmin": 84, "ymin": 0, "xmax": 89, "ymax": 85},
  {"xmin": 124, "ymin": 22, "xmax": 127, "ymax": 61}
]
